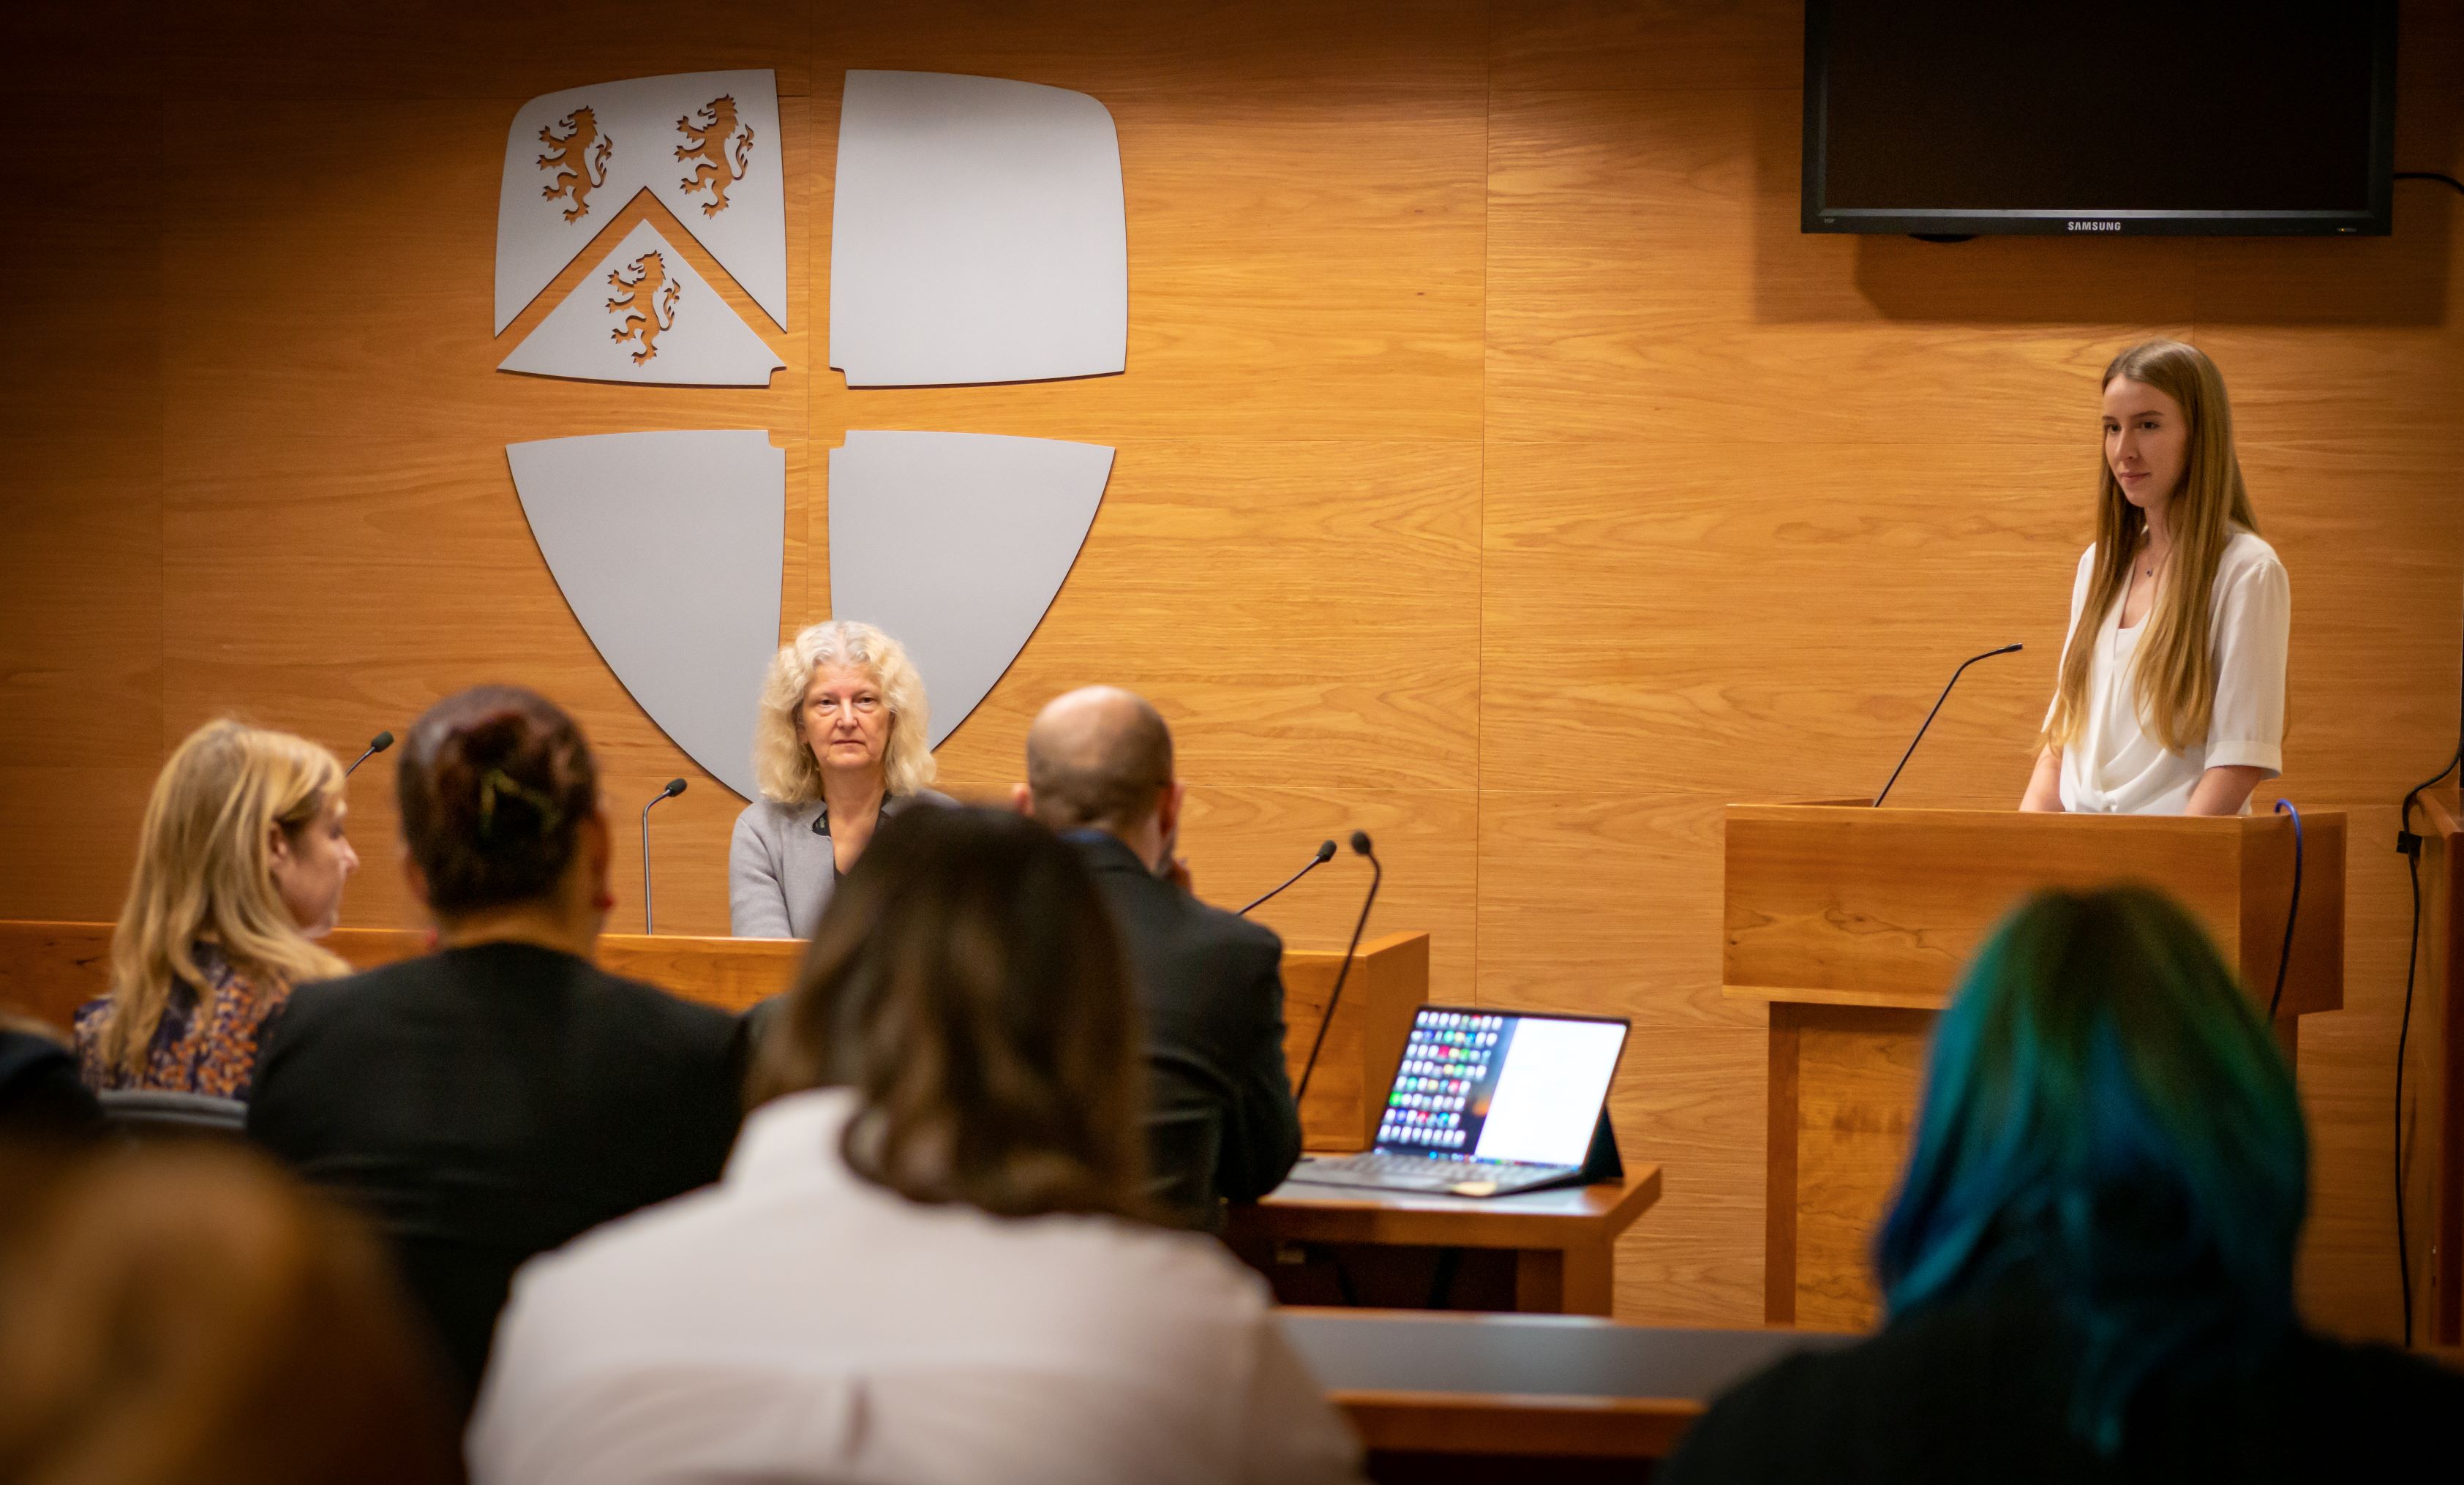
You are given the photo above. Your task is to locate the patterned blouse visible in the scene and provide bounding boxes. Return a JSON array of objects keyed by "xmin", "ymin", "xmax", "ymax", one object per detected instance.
[{"xmin": 73, "ymin": 941, "xmax": 293, "ymax": 1100}]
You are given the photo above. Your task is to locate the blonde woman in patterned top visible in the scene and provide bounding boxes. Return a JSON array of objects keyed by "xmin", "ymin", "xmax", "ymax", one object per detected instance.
[{"xmin": 75, "ymin": 720, "xmax": 358, "ymax": 1099}]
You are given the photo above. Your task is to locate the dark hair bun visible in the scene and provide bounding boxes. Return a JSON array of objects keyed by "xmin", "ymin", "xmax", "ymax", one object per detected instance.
[{"xmin": 397, "ymin": 687, "xmax": 597, "ymax": 916}]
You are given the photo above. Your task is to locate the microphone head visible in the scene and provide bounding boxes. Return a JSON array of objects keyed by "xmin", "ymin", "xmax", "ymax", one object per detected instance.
[
  {"xmin": 662, "ymin": 778, "xmax": 688, "ymax": 800},
  {"xmin": 368, "ymin": 729, "xmax": 395, "ymax": 753},
  {"xmin": 1349, "ymin": 830, "xmax": 1374, "ymax": 857},
  {"xmin": 1313, "ymin": 839, "xmax": 1337, "ymax": 862}
]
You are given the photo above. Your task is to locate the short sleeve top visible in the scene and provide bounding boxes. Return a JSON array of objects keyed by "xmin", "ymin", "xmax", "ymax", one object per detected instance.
[{"xmin": 2047, "ymin": 529, "xmax": 2291, "ymax": 816}]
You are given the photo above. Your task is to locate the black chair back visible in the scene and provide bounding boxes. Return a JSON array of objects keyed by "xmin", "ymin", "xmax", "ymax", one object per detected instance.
[{"xmin": 97, "ymin": 1089, "xmax": 247, "ymax": 1138}]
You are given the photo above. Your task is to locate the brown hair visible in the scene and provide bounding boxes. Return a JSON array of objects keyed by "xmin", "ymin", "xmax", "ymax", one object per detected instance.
[
  {"xmin": 99, "ymin": 721, "xmax": 351, "ymax": 1077},
  {"xmin": 397, "ymin": 686, "xmax": 597, "ymax": 916},
  {"xmin": 2046, "ymin": 339, "xmax": 2262, "ymax": 755},
  {"xmin": 0, "ymin": 1143, "xmax": 462, "ymax": 1485},
  {"xmin": 750, "ymin": 805, "xmax": 1147, "ymax": 1221}
]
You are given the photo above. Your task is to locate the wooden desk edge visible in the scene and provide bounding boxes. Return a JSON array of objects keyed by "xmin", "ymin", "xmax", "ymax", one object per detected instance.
[
  {"xmin": 1727, "ymin": 978, "xmax": 2337, "ymax": 1020},
  {"xmin": 1723, "ymin": 982, "xmax": 1947, "ymax": 1012},
  {"xmin": 1604, "ymin": 1162, "xmax": 1664, "ymax": 1227},
  {"xmin": 1331, "ymin": 1388, "xmax": 1701, "ymax": 1459},
  {"xmin": 1240, "ymin": 1165, "xmax": 1663, "ymax": 1249}
]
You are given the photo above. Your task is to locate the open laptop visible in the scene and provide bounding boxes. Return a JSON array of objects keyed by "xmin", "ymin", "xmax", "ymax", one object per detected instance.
[{"xmin": 1285, "ymin": 1005, "xmax": 1629, "ymax": 1198}]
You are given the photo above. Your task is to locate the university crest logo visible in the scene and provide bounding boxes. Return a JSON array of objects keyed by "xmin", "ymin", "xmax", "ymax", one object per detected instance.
[{"xmin": 494, "ymin": 68, "xmax": 1127, "ymax": 796}]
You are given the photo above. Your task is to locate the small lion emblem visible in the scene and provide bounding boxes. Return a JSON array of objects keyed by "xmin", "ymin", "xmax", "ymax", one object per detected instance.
[
  {"xmin": 676, "ymin": 95, "xmax": 755, "ymax": 217},
  {"xmin": 538, "ymin": 106, "xmax": 615, "ymax": 222},
  {"xmin": 606, "ymin": 252, "xmax": 680, "ymax": 364}
]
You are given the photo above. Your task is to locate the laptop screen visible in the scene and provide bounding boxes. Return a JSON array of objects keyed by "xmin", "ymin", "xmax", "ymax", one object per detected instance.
[{"xmin": 1372, "ymin": 1007, "xmax": 1628, "ymax": 1168}]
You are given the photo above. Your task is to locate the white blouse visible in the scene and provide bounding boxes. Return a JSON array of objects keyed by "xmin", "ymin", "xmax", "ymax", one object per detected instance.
[
  {"xmin": 2048, "ymin": 529, "xmax": 2290, "ymax": 816},
  {"xmin": 467, "ymin": 1088, "xmax": 1364, "ymax": 1485}
]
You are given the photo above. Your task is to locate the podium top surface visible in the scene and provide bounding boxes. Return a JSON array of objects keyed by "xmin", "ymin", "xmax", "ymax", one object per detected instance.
[
  {"xmin": 1733, "ymin": 799, "xmax": 2343, "ymax": 831},
  {"xmin": 1282, "ymin": 1308, "xmax": 1857, "ymax": 1402},
  {"xmin": 1234, "ymin": 1164, "xmax": 1662, "ymax": 1249},
  {"xmin": 1722, "ymin": 802, "xmax": 2343, "ymax": 1017}
]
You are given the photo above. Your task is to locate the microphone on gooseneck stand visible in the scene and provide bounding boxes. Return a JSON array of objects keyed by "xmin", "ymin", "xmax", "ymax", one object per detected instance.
[
  {"xmin": 1295, "ymin": 831, "xmax": 1382, "ymax": 1106},
  {"xmin": 1240, "ymin": 838, "xmax": 1338, "ymax": 917},
  {"xmin": 345, "ymin": 730, "xmax": 395, "ymax": 776},
  {"xmin": 641, "ymin": 778, "xmax": 687, "ymax": 934},
  {"xmin": 1872, "ymin": 644, "xmax": 2024, "ymax": 808}
]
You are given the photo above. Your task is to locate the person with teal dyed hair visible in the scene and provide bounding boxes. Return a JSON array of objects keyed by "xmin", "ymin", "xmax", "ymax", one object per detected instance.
[{"xmin": 1664, "ymin": 887, "xmax": 2460, "ymax": 1483}]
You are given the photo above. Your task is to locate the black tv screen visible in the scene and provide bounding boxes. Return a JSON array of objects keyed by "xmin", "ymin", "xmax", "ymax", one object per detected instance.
[{"xmin": 1803, "ymin": 2, "xmax": 2397, "ymax": 236}]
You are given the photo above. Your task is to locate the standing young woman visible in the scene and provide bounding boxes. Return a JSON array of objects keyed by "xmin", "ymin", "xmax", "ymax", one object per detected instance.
[{"xmin": 2020, "ymin": 340, "xmax": 2291, "ymax": 816}]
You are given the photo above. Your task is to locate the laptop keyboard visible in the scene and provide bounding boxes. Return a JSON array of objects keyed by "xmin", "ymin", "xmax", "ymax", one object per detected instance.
[{"xmin": 1288, "ymin": 1151, "xmax": 1579, "ymax": 1194}]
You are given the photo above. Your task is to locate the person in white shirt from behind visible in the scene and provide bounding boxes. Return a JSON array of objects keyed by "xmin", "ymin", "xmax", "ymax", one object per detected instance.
[
  {"xmin": 466, "ymin": 804, "xmax": 1364, "ymax": 1485},
  {"xmin": 2020, "ymin": 339, "xmax": 2291, "ymax": 818}
]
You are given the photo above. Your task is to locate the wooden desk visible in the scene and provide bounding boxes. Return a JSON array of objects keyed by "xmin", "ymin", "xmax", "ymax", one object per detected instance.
[
  {"xmin": 1224, "ymin": 1164, "xmax": 1661, "ymax": 1317},
  {"xmin": 1282, "ymin": 1308, "xmax": 1855, "ymax": 1470},
  {"xmin": 0, "ymin": 920, "xmax": 1426, "ymax": 1148}
]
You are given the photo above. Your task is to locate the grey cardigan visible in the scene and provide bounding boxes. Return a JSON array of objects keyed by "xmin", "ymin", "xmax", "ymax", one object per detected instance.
[{"xmin": 728, "ymin": 789, "xmax": 955, "ymax": 939}]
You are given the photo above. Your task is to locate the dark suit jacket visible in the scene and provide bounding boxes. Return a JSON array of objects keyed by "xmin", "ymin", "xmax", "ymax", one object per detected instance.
[
  {"xmin": 1072, "ymin": 832, "xmax": 1302, "ymax": 1218},
  {"xmin": 246, "ymin": 942, "xmax": 743, "ymax": 1409}
]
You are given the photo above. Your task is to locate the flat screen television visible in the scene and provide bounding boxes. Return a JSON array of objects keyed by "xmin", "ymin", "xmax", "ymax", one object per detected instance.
[{"xmin": 1803, "ymin": 2, "xmax": 2397, "ymax": 237}]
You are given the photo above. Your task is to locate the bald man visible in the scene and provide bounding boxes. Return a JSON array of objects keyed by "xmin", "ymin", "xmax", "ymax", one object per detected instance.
[{"xmin": 1015, "ymin": 688, "xmax": 1302, "ymax": 1225}]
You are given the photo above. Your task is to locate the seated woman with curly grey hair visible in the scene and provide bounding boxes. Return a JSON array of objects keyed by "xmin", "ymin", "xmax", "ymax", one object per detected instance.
[{"xmin": 729, "ymin": 620, "xmax": 953, "ymax": 939}]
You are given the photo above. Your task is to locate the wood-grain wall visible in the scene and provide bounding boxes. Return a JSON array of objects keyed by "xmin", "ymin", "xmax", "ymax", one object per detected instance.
[{"xmin": 3, "ymin": 1, "xmax": 2458, "ymax": 1338}]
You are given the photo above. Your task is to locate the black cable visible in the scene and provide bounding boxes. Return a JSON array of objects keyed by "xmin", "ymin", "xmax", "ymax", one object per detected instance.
[
  {"xmin": 2396, "ymin": 845, "xmax": 2424, "ymax": 1347},
  {"xmin": 2394, "ymin": 170, "xmax": 2464, "ymax": 197},
  {"xmin": 2386, "ymin": 535, "xmax": 2463, "ymax": 1344},
  {"xmin": 1872, "ymin": 642, "xmax": 2023, "ymax": 808},
  {"xmin": 1239, "ymin": 841, "xmax": 1334, "ymax": 917},
  {"xmin": 2393, "ymin": 749, "xmax": 2459, "ymax": 1349},
  {"xmin": 1295, "ymin": 838, "xmax": 1382, "ymax": 1106},
  {"xmin": 2266, "ymin": 800, "xmax": 2303, "ymax": 1020}
]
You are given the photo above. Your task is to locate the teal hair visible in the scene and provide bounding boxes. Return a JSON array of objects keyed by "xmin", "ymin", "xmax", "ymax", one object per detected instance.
[{"xmin": 1875, "ymin": 887, "xmax": 2307, "ymax": 1454}]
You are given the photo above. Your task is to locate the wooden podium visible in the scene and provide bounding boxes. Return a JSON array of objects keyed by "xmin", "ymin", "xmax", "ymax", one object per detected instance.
[{"xmin": 1724, "ymin": 801, "xmax": 2345, "ymax": 1329}]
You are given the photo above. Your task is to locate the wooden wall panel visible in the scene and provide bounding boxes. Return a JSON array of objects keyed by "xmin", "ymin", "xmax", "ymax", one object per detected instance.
[
  {"xmin": 1478, "ymin": 1, "xmax": 2464, "ymax": 1341},
  {"xmin": 1, "ymin": 0, "xmax": 2458, "ymax": 1343},
  {"xmin": 0, "ymin": 87, "xmax": 162, "ymax": 920},
  {"xmin": 155, "ymin": 88, "xmax": 814, "ymax": 939},
  {"xmin": 807, "ymin": 2, "xmax": 1491, "ymax": 999}
]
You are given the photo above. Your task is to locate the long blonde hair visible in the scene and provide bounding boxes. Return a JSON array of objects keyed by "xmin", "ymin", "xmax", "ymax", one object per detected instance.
[
  {"xmin": 97, "ymin": 721, "xmax": 351, "ymax": 1075},
  {"xmin": 752, "ymin": 620, "xmax": 936, "ymax": 804},
  {"xmin": 2046, "ymin": 340, "xmax": 2261, "ymax": 755}
]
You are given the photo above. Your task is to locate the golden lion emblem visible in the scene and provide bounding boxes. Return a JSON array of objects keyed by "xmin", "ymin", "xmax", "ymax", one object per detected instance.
[
  {"xmin": 606, "ymin": 252, "xmax": 680, "ymax": 364},
  {"xmin": 538, "ymin": 106, "xmax": 615, "ymax": 222},
  {"xmin": 676, "ymin": 95, "xmax": 755, "ymax": 217}
]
